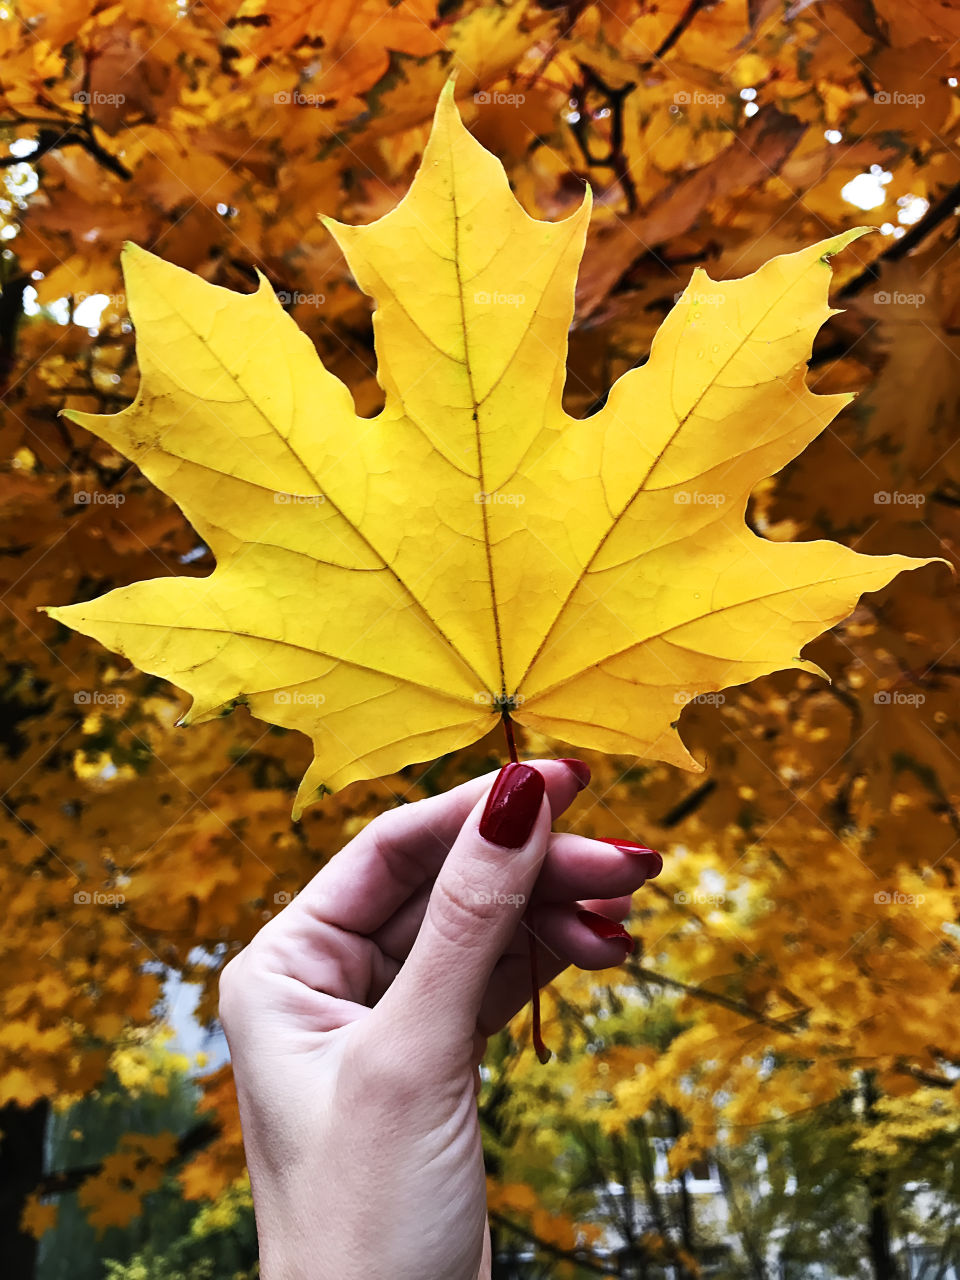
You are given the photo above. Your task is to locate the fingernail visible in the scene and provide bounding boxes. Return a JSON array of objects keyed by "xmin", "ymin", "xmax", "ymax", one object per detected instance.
[
  {"xmin": 598, "ymin": 839, "xmax": 663, "ymax": 879},
  {"xmin": 576, "ymin": 908, "xmax": 634, "ymax": 954},
  {"xmin": 558, "ymin": 758, "xmax": 591, "ymax": 790},
  {"xmin": 479, "ymin": 763, "xmax": 545, "ymax": 849}
]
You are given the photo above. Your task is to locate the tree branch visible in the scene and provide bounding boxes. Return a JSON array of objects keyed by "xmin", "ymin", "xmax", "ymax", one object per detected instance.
[
  {"xmin": 838, "ymin": 180, "xmax": 960, "ymax": 300},
  {"xmin": 630, "ymin": 962, "xmax": 807, "ymax": 1034},
  {"xmin": 489, "ymin": 1210, "xmax": 612, "ymax": 1275},
  {"xmin": 651, "ymin": 0, "xmax": 713, "ymax": 62},
  {"xmin": 35, "ymin": 1117, "xmax": 218, "ymax": 1197}
]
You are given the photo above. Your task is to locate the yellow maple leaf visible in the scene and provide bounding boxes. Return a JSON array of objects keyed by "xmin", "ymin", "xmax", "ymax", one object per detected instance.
[
  {"xmin": 0, "ymin": 1066, "xmax": 42, "ymax": 1108},
  {"xmin": 79, "ymin": 1183, "xmax": 143, "ymax": 1233},
  {"xmin": 45, "ymin": 84, "xmax": 937, "ymax": 814},
  {"xmin": 20, "ymin": 1193, "xmax": 57, "ymax": 1239},
  {"xmin": 131, "ymin": 1130, "xmax": 179, "ymax": 1164}
]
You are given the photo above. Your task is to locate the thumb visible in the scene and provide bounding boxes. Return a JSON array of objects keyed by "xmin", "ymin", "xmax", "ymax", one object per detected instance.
[{"xmin": 379, "ymin": 763, "xmax": 549, "ymax": 1045}]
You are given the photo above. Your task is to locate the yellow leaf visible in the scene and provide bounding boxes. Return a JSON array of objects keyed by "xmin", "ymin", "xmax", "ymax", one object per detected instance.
[
  {"xmin": 20, "ymin": 1193, "xmax": 57, "ymax": 1239},
  {"xmin": 0, "ymin": 1066, "xmax": 42, "ymax": 1107},
  {"xmin": 79, "ymin": 1184, "xmax": 143, "ymax": 1233},
  {"xmin": 45, "ymin": 85, "xmax": 938, "ymax": 814},
  {"xmin": 132, "ymin": 1130, "xmax": 179, "ymax": 1163}
]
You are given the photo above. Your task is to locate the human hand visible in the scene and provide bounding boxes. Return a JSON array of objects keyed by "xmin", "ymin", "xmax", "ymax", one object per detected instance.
[{"xmin": 219, "ymin": 758, "xmax": 663, "ymax": 1280}]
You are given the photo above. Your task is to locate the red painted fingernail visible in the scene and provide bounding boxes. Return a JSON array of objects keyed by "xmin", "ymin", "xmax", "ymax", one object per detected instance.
[
  {"xmin": 576, "ymin": 908, "xmax": 634, "ymax": 953},
  {"xmin": 479, "ymin": 763, "xmax": 545, "ymax": 849},
  {"xmin": 558, "ymin": 758, "xmax": 590, "ymax": 790},
  {"xmin": 598, "ymin": 839, "xmax": 663, "ymax": 878}
]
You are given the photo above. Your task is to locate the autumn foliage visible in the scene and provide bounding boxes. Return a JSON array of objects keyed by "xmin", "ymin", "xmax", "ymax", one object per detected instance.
[{"xmin": 1, "ymin": 0, "xmax": 959, "ymax": 1275}]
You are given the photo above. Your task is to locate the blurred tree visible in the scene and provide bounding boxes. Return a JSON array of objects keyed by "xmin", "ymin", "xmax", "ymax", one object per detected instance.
[
  {"xmin": 484, "ymin": 1010, "xmax": 960, "ymax": 1277},
  {"xmin": 36, "ymin": 1040, "xmax": 256, "ymax": 1280}
]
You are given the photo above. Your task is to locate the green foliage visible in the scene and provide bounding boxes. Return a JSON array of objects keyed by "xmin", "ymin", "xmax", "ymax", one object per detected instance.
[{"xmin": 39, "ymin": 1056, "xmax": 256, "ymax": 1280}]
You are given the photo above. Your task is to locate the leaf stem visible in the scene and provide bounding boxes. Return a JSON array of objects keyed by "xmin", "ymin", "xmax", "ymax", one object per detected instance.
[
  {"xmin": 501, "ymin": 709, "xmax": 519, "ymax": 763},
  {"xmin": 501, "ymin": 712, "xmax": 551, "ymax": 1064},
  {"xmin": 527, "ymin": 913, "xmax": 552, "ymax": 1065}
]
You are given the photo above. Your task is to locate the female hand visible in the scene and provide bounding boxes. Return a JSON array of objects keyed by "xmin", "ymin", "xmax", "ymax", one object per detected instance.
[{"xmin": 219, "ymin": 758, "xmax": 663, "ymax": 1280}]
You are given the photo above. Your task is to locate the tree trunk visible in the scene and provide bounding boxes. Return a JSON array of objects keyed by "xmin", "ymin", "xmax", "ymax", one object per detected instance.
[
  {"xmin": 862, "ymin": 1074, "xmax": 902, "ymax": 1280},
  {"xmin": 668, "ymin": 1108, "xmax": 696, "ymax": 1264},
  {"xmin": 0, "ymin": 1099, "xmax": 48, "ymax": 1280},
  {"xmin": 716, "ymin": 1158, "xmax": 769, "ymax": 1280},
  {"xmin": 866, "ymin": 1170, "xmax": 902, "ymax": 1280}
]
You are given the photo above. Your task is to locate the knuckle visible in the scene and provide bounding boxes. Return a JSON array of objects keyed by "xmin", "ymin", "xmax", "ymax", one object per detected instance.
[
  {"xmin": 217, "ymin": 952, "xmax": 250, "ymax": 1025},
  {"xmin": 362, "ymin": 810, "xmax": 405, "ymax": 868},
  {"xmin": 362, "ymin": 809, "xmax": 394, "ymax": 845},
  {"xmin": 429, "ymin": 867, "xmax": 503, "ymax": 943},
  {"xmin": 366, "ymin": 803, "xmax": 415, "ymax": 844},
  {"xmin": 361, "ymin": 811, "xmax": 421, "ymax": 893}
]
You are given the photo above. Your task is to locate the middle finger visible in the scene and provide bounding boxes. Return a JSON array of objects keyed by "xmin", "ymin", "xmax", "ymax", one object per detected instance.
[{"xmin": 371, "ymin": 834, "xmax": 661, "ymax": 962}]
